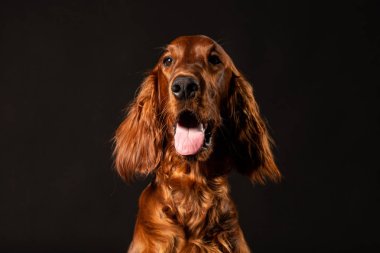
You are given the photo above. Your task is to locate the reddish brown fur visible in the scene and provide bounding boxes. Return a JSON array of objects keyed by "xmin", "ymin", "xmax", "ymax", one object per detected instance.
[{"xmin": 114, "ymin": 35, "xmax": 281, "ymax": 252}]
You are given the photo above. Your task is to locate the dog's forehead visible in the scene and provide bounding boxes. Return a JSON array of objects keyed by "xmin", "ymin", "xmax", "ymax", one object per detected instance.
[{"xmin": 166, "ymin": 35, "xmax": 218, "ymax": 55}]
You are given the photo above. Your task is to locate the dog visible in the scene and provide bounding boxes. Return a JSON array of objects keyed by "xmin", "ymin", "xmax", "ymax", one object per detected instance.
[{"xmin": 113, "ymin": 35, "xmax": 281, "ymax": 252}]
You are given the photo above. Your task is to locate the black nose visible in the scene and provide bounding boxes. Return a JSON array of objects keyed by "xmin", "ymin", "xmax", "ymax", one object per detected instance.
[{"xmin": 171, "ymin": 76, "xmax": 199, "ymax": 100}]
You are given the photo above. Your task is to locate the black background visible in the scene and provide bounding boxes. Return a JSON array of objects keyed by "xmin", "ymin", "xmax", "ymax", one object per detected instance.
[{"xmin": 1, "ymin": 0, "xmax": 379, "ymax": 252}]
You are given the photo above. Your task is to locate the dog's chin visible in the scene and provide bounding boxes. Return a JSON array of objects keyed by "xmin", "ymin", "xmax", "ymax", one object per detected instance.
[{"xmin": 173, "ymin": 110, "xmax": 214, "ymax": 161}]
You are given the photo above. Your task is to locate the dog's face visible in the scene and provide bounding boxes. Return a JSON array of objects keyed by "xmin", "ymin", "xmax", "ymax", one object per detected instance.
[
  {"xmin": 114, "ymin": 35, "xmax": 280, "ymax": 183},
  {"xmin": 155, "ymin": 36, "xmax": 234, "ymax": 161}
]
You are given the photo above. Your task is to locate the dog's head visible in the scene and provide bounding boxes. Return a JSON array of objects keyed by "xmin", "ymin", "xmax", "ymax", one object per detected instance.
[{"xmin": 114, "ymin": 35, "xmax": 280, "ymax": 183}]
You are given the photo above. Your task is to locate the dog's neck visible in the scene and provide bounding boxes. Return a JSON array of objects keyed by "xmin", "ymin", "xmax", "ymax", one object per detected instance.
[{"xmin": 153, "ymin": 159, "xmax": 236, "ymax": 238}]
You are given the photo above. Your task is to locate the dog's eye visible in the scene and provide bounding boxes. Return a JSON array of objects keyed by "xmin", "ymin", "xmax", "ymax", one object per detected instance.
[
  {"xmin": 208, "ymin": 55, "xmax": 221, "ymax": 65},
  {"xmin": 163, "ymin": 56, "xmax": 173, "ymax": 67}
]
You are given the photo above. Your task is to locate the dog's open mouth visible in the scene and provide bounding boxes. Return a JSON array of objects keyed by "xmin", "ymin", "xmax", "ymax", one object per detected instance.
[{"xmin": 174, "ymin": 110, "xmax": 212, "ymax": 156}]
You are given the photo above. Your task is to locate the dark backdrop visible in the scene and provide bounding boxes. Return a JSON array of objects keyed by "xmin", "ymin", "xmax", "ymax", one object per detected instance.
[{"xmin": 1, "ymin": 0, "xmax": 379, "ymax": 252}]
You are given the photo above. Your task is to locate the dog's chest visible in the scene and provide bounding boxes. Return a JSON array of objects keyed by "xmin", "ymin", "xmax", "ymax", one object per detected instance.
[
  {"xmin": 171, "ymin": 182, "xmax": 212, "ymax": 223},
  {"xmin": 166, "ymin": 175, "xmax": 231, "ymax": 230}
]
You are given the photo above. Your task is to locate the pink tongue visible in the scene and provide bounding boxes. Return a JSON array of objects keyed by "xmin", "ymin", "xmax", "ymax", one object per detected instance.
[{"xmin": 174, "ymin": 123, "xmax": 205, "ymax": 155}]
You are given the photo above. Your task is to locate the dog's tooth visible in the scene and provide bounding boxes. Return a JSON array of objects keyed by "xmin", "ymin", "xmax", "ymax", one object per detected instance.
[{"xmin": 198, "ymin": 123, "xmax": 205, "ymax": 132}]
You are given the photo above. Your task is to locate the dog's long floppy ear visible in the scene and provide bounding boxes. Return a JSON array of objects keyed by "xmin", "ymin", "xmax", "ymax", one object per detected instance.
[
  {"xmin": 226, "ymin": 67, "xmax": 281, "ymax": 184},
  {"xmin": 113, "ymin": 71, "xmax": 163, "ymax": 182}
]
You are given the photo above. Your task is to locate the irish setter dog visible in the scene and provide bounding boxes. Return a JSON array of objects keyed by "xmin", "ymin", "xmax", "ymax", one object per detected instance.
[{"xmin": 114, "ymin": 35, "xmax": 281, "ymax": 252}]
